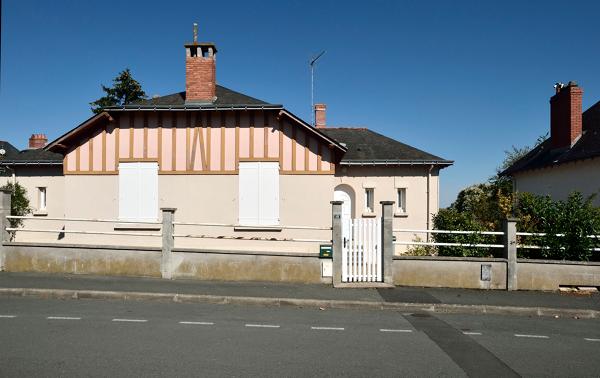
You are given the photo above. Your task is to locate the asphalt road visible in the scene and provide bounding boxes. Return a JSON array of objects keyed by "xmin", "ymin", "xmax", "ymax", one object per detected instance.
[{"xmin": 1, "ymin": 297, "xmax": 599, "ymax": 377}]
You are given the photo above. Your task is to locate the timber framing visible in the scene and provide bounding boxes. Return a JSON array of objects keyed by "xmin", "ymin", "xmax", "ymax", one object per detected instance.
[{"xmin": 51, "ymin": 109, "xmax": 340, "ymax": 176}]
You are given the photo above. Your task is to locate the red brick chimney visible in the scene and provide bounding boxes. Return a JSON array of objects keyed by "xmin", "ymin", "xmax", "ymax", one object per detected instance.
[
  {"xmin": 28, "ymin": 134, "xmax": 47, "ymax": 149},
  {"xmin": 550, "ymin": 81, "xmax": 583, "ymax": 149},
  {"xmin": 314, "ymin": 103, "xmax": 326, "ymax": 128},
  {"xmin": 185, "ymin": 23, "xmax": 217, "ymax": 104}
]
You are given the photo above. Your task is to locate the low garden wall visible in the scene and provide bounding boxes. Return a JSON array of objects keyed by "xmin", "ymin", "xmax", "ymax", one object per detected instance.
[
  {"xmin": 0, "ymin": 242, "xmax": 328, "ymax": 284},
  {"xmin": 393, "ymin": 256, "xmax": 507, "ymax": 290}
]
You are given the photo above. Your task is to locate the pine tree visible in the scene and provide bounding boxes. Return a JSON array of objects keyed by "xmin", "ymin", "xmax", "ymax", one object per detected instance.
[{"xmin": 90, "ymin": 69, "xmax": 147, "ymax": 114}]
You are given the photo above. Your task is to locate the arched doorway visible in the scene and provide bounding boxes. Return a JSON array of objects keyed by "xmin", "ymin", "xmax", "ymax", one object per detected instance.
[{"xmin": 334, "ymin": 185, "xmax": 354, "ymax": 239}]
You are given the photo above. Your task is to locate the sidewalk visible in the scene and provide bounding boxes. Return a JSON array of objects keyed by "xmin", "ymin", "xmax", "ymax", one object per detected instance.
[{"xmin": 1, "ymin": 272, "xmax": 598, "ymax": 317}]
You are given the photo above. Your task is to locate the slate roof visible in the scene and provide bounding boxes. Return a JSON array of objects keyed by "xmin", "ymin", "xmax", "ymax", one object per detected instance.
[
  {"xmin": 502, "ymin": 100, "xmax": 600, "ymax": 176},
  {"xmin": 0, "ymin": 140, "xmax": 62, "ymax": 165},
  {"xmin": 320, "ymin": 128, "xmax": 452, "ymax": 166},
  {"xmin": 114, "ymin": 85, "xmax": 280, "ymax": 109}
]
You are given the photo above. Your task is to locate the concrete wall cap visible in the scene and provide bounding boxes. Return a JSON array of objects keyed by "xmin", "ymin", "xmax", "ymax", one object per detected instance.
[
  {"xmin": 330, "ymin": 201, "xmax": 343, "ymax": 205},
  {"xmin": 380, "ymin": 200, "xmax": 395, "ymax": 205},
  {"xmin": 160, "ymin": 207, "xmax": 177, "ymax": 212}
]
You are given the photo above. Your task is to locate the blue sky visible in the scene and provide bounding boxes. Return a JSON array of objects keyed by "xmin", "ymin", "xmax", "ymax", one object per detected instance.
[{"xmin": 1, "ymin": 0, "xmax": 599, "ymax": 206}]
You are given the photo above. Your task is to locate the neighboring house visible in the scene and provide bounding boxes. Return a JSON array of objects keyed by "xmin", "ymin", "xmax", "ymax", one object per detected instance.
[
  {"xmin": 502, "ymin": 82, "xmax": 600, "ymax": 205},
  {"xmin": 3, "ymin": 31, "xmax": 452, "ymax": 253}
]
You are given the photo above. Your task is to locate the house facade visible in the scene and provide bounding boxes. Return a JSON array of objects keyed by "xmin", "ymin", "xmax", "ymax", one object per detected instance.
[
  {"xmin": 502, "ymin": 82, "xmax": 600, "ymax": 205},
  {"xmin": 2, "ymin": 31, "xmax": 452, "ymax": 255}
]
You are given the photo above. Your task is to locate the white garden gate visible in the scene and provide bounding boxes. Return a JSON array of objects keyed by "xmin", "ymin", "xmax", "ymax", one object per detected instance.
[{"xmin": 342, "ymin": 218, "xmax": 382, "ymax": 282}]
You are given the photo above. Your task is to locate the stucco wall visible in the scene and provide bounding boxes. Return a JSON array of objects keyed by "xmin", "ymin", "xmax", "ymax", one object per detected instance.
[
  {"xmin": 517, "ymin": 260, "xmax": 600, "ymax": 291},
  {"xmin": 3, "ymin": 167, "xmax": 65, "ymax": 243},
  {"xmin": 513, "ymin": 157, "xmax": 600, "ymax": 205},
  {"xmin": 11, "ymin": 166, "xmax": 439, "ymax": 255},
  {"xmin": 336, "ymin": 166, "xmax": 440, "ymax": 254},
  {"xmin": 393, "ymin": 257, "xmax": 507, "ymax": 289}
]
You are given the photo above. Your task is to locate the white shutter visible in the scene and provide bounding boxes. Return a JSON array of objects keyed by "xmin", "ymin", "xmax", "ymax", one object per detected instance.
[
  {"xmin": 137, "ymin": 162, "xmax": 158, "ymax": 221},
  {"xmin": 258, "ymin": 162, "xmax": 279, "ymax": 226},
  {"xmin": 238, "ymin": 162, "xmax": 279, "ymax": 226},
  {"xmin": 238, "ymin": 162, "xmax": 260, "ymax": 225},
  {"xmin": 119, "ymin": 163, "xmax": 139, "ymax": 221},
  {"xmin": 118, "ymin": 162, "xmax": 158, "ymax": 221}
]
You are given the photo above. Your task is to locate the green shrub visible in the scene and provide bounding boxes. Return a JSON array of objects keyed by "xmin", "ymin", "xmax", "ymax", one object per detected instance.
[
  {"xmin": 516, "ymin": 192, "xmax": 600, "ymax": 261},
  {"xmin": 405, "ymin": 235, "xmax": 437, "ymax": 256},
  {"xmin": 0, "ymin": 181, "xmax": 31, "ymax": 240},
  {"xmin": 432, "ymin": 208, "xmax": 499, "ymax": 257}
]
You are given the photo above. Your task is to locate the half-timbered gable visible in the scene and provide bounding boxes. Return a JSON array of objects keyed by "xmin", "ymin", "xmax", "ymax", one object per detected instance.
[{"xmin": 50, "ymin": 108, "xmax": 343, "ymax": 175}]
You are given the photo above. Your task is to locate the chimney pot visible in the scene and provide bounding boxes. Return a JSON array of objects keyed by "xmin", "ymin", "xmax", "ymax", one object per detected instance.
[
  {"xmin": 314, "ymin": 103, "xmax": 327, "ymax": 128},
  {"xmin": 29, "ymin": 134, "xmax": 48, "ymax": 149},
  {"xmin": 185, "ymin": 23, "xmax": 217, "ymax": 104}
]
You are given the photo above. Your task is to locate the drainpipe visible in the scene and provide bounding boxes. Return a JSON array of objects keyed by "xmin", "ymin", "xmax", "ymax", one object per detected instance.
[{"xmin": 426, "ymin": 165, "xmax": 433, "ymax": 242}]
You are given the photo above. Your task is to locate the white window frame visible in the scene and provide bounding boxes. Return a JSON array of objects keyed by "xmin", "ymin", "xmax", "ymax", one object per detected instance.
[
  {"xmin": 118, "ymin": 162, "xmax": 159, "ymax": 222},
  {"xmin": 38, "ymin": 187, "xmax": 47, "ymax": 211},
  {"xmin": 364, "ymin": 188, "xmax": 374, "ymax": 213},
  {"xmin": 238, "ymin": 161, "xmax": 280, "ymax": 226},
  {"xmin": 396, "ymin": 187, "xmax": 407, "ymax": 214}
]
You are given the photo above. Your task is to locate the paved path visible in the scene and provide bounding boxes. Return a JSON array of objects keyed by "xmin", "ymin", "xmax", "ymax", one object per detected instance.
[
  {"xmin": 1, "ymin": 272, "xmax": 599, "ymax": 311},
  {"xmin": 1, "ymin": 296, "xmax": 599, "ymax": 377}
]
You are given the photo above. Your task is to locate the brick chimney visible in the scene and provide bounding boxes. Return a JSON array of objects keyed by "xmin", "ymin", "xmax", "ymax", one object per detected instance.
[
  {"xmin": 314, "ymin": 103, "xmax": 326, "ymax": 128},
  {"xmin": 185, "ymin": 23, "xmax": 217, "ymax": 104},
  {"xmin": 28, "ymin": 134, "xmax": 47, "ymax": 149},
  {"xmin": 550, "ymin": 81, "xmax": 583, "ymax": 149}
]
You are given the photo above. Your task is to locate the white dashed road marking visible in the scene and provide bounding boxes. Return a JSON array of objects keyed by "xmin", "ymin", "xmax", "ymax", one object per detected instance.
[
  {"xmin": 112, "ymin": 318, "xmax": 148, "ymax": 323},
  {"xmin": 380, "ymin": 329, "xmax": 413, "ymax": 333},
  {"xmin": 311, "ymin": 326, "xmax": 344, "ymax": 331},
  {"xmin": 463, "ymin": 332, "xmax": 482, "ymax": 335},
  {"xmin": 245, "ymin": 324, "xmax": 280, "ymax": 328},
  {"xmin": 584, "ymin": 338, "xmax": 600, "ymax": 342},
  {"xmin": 0, "ymin": 315, "xmax": 16, "ymax": 318},
  {"xmin": 514, "ymin": 334, "xmax": 549, "ymax": 339},
  {"xmin": 47, "ymin": 316, "xmax": 81, "ymax": 320},
  {"xmin": 179, "ymin": 321, "xmax": 214, "ymax": 325}
]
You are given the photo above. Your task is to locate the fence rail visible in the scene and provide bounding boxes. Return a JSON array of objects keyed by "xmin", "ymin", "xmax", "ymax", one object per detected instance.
[
  {"xmin": 6, "ymin": 215, "xmax": 160, "ymax": 225},
  {"xmin": 5, "ymin": 227, "xmax": 161, "ymax": 237}
]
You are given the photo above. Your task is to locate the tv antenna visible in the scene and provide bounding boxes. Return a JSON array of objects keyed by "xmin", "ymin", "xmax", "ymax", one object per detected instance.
[{"xmin": 310, "ymin": 50, "xmax": 326, "ymax": 126}]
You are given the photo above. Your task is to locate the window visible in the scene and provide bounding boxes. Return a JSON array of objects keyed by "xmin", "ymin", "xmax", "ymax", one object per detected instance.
[
  {"xmin": 38, "ymin": 187, "xmax": 47, "ymax": 211},
  {"xmin": 397, "ymin": 188, "xmax": 407, "ymax": 213},
  {"xmin": 364, "ymin": 188, "xmax": 374, "ymax": 213},
  {"xmin": 118, "ymin": 162, "xmax": 158, "ymax": 221},
  {"xmin": 238, "ymin": 162, "xmax": 279, "ymax": 226}
]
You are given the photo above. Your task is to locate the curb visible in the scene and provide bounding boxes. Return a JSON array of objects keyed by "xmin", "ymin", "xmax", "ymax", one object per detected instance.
[{"xmin": 0, "ymin": 287, "xmax": 598, "ymax": 319}]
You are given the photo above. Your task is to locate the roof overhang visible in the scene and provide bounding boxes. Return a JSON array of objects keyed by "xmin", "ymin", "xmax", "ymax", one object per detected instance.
[
  {"xmin": 278, "ymin": 109, "xmax": 347, "ymax": 154},
  {"xmin": 0, "ymin": 161, "xmax": 61, "ymax": 166},
  {"xmin": 104, "ymin": 104, "xmax": 284, "ymax": 111},
  {"xmin": 339, "ymin": 159, "xmax": 454, "ymax": 167},
  {"xmin": 45, "ymin": 111, "xmax": 113, "ymax": 153}
]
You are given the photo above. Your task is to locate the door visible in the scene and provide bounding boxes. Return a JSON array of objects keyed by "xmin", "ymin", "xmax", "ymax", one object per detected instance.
[{"xmin": 334, "ymin": 189, "xmax": 352, "ymax": 240}]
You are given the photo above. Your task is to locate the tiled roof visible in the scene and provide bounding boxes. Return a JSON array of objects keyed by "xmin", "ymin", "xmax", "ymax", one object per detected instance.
[
  {"xmin": 320, "ymin": 128, "xmax": 452, "ymax": 165},
  {"xmin": 0, "ymin": 140, "xmax": 62, "ymax": 165},
  {"xmin": 123, "ymin": 85, "xmax": 277, "ymax": 108},
  {"xmin": 502, "ymin": 100, "xmax": 600, "ymax": 176}
]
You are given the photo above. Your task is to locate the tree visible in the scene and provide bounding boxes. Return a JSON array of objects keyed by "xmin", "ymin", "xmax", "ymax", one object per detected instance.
[{"xmin": 90, "ymin": 69, "xmax": 146, "ymax": 114}]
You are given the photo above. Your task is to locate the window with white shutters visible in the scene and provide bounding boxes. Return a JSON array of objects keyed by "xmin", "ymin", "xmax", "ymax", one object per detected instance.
[
  {"xmin": 238, "ymin": 162, "xmax": 279, "ymax": 226},
  {"xmin": 118, "ymin": 162, "xmax": 158, "ymax": 221}
]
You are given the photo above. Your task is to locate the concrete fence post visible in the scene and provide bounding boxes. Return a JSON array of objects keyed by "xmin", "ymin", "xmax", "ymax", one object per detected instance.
[
  {"xmin": 331, "ymin": 201, "xmax": 343, "ymax": 287},
  {"xmin": 0, "ymin": 188, "xmax": 12, "ymax": 271},
  {"xmin": 503, "ymin": 218, "xmax": 518, "ymax": 291},
  {"xmin": 161, "ymin": 208, "xmax": 176, "ymax": 279},
  {"xmin": 380, "ymin": 201, "xmax": 395, "ymax": 285}
]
